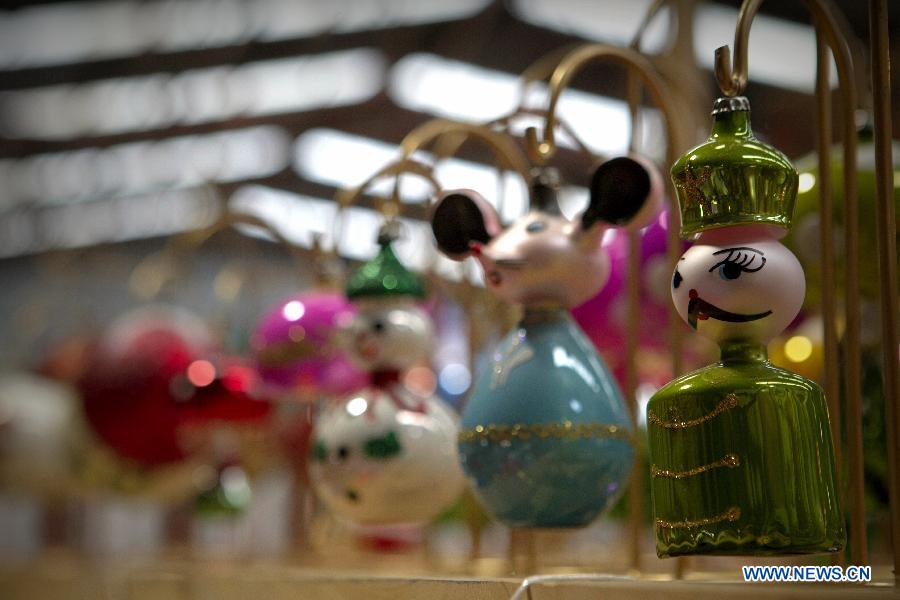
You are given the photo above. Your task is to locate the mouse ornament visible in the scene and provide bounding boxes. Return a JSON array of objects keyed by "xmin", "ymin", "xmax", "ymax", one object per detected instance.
[
  {"xmin": 432, "ymin": 161, "xmax": 661, "ymax": 528},
  {"xmin": 308, "ymin": 223, "xmax": 464, "ymax": 528},
  {"xmin": 648, "ymin": 96, "xmax": 844, "ymax": 557}
]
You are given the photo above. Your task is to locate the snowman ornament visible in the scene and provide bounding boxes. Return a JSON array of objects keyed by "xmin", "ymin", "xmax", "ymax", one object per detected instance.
[
  {"xmin": 647, "ymin": 96, "xmax": 844, "ymax": 557},
  {"xmin": 308, "ymin": 224, "xmax": 464, "ymax": 528}
]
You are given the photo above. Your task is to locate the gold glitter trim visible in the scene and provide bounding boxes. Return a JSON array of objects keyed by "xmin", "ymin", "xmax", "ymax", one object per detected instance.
[
  {"xmin": 651, "ymin": 453, "xmax": 741, "ymax": 479},
  {"xmin": 647, "ymin": 394, "xmax": 739, "ymax": 430},
  {"xmin": 655, "ymin": 506, "xmax": 741, "ymax": 530},
  {"xmin": 458, "ymin": 421, "xmax": 631, "ymax": 444}
]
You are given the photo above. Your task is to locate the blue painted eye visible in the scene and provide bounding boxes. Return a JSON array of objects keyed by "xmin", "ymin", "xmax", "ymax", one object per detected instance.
[
  {"xmin": 525, "ymin": 220, "xmax": 547, "ymax": 233},
  {"xmin": 718, "ymin": 262, "xmax": 743, "ymax": 280}
]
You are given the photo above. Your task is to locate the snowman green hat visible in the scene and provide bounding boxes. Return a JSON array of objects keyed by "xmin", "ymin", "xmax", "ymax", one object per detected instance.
[{"xmin": 345, "ymin": 221, "xmax": 427, "ymax": 300}]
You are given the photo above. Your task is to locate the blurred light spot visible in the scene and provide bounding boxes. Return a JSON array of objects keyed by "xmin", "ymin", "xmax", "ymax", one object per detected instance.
[
  {"xmin": 636, "ymin": 382, "xmax": 658, "ymax": 427},
  {"xmin": 784, "ymin": 336, "xmax": 813, "ymax": 363},
  {"xmin": 389, "ymin": 53, "xmax": 661, "ymax": 158},
  {"xmin": 187, "ymin": 360, "xmax": 217, "ymax": 387},
  {"xmin": 0, "ymin": 48, "xmax": 386, "ymax": 139},
  {"xmin": 282, "ymin": 300, "xmax": 305, "ymax": 322},
  {"xmin": 512, "ymin": 0, "xmax": 835, "ymax": 93},
  {"xmin": 288, "ymin": 325, "xmax": 306, "ymax": 342},
  {"xmin": 0, "ymin": 1, "xmax": 489, "ymax": 70},
  {"xmin": 439, "ymin": 363, "xmax": 471, "ymax": 395},
  {"xmin": 214, "ymin": 265, "xmax": 244, "ymax": 302},
  {"xmin": 798, "ymin": 172, "xmax": 816, "ymax": 194},
  {"xmin": 221, "ymin": 465, "xmax": 251, "ymax": 506},
  {"xmin": 404, "ymin": 366, "xmax": 436, "ymax": 396},
  {"xmin": 0, "ymin": 126, "xmax": 289, "ymax": 208},
  {"xmin": 346, "ymin": 396, "xmax": 368, "ymax": 417}
]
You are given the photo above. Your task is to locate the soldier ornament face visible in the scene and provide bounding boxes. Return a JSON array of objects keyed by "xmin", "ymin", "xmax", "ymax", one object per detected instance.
[{"xmin": 671, "ymin": 225, "xmax": 805, "ymax": 346}]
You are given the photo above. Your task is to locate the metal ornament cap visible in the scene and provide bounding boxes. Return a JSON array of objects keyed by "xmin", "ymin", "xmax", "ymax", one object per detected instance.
[{"xmin": 671, "ymin": 96, "xmax": 799, "ymax": 239}]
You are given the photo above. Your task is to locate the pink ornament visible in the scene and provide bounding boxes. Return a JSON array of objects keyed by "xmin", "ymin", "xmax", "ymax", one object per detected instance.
[
  {"xmin": 251, "ymin": 293, "xmax": 368, "ymax": 400},
  {"xmin": 572, "ymin": 210, "xmax": 683, "ymax": 386}
]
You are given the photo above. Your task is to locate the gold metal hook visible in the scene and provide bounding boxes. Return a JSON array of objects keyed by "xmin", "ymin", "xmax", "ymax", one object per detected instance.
[
  {"xmin": 333, "ymin": 157, "xmax": 441, "ymax": 210},
  {"xmin": 397, "ymin": 118, "xmax": 531, "ymax": 185},
  {"xmin": 524, "ymin": 44, "xmax": 681, "ymax": 163},
  {"xmin": 629, "ymin": 0, "xmax": 668, "ymax": 50},
  {"xmin": 129, "ymin": 183, "xmax": 303, "ymax": 300},
  {"xmin": 713, "ymin": 0, "xmax": 762, "ymax": 96}
]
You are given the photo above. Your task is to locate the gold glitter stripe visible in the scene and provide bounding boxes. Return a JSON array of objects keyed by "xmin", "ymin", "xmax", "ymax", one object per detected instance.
[
  {"xmin": 651, "ymin": 453, "xmax": 741, "ymax": 479},
  {"xmin": 655, "ymin": 506, "xmax": 741, "ymax": 530},
  {"xmin": 647, "ymin": 394, "xmax": 739, "ymax": 430},
  {"xmin": 458, "ymin": 422, "xmax": 631, "ymax": 444}
]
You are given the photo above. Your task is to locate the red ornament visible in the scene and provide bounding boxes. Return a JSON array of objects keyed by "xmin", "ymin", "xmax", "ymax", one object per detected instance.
[{"xmin": 78, "ymin": 306, "xmax": 216, "ymax": 467}]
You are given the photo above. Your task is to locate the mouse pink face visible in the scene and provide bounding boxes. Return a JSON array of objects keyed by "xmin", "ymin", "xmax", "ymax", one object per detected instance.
[{"xmin": 431, "ymin": 157, "xmax": 662, "ymax": 308}]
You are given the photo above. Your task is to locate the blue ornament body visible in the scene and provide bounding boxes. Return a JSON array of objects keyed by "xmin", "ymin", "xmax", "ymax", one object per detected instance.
[{"xmin": 458, "ymin": 309, "xmax": 634, "ymax": 527}]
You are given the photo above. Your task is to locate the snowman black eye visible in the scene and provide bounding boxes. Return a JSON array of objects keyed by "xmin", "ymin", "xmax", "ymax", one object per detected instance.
[
  {"xmin": 709, "ymin": 247, "xmax": 765, "ymax": 281},
  {"xmin": 337, "ymin": 445, "xmax": 350, "ymax": 461},
  {"xmin": 371, "ymin": 319, "xmax": 385, "ymax": 333}
]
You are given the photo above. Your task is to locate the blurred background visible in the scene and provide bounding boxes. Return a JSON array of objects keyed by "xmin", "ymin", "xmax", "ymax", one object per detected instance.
[{"xmin": 0, "ymin": 0, "xmax": 897, "ymax": 591}]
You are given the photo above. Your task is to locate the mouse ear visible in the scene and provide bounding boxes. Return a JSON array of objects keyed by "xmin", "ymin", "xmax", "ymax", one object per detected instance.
[
  {"xmin": 583, "ymin": 155, "xmax": 662, "ymax": 231},
  {"xmin": 431, "ymin": 189, "xmax": 501, "ymax": 260}
]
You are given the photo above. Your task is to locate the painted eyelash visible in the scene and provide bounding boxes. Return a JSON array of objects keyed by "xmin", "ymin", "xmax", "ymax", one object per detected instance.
[{"xmin": 708, "ymin": 247, "xmax": 766, "ymax": 273}]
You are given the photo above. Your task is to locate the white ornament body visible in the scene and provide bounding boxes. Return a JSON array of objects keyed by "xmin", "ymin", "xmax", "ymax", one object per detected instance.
[{"xmin": 309, "ymin": 385, "xmax": 463, "ymax": 526}]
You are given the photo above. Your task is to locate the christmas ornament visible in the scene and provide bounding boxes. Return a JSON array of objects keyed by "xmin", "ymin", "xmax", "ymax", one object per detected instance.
[
  {"xmin": 648, "ymin": 96, "xmax": 844, "ymax": 557},
  {"xmin": 78, "ymin": 305, "xmax": 216, "ymax": 467},
  {"xmin": 431, "ymin": 160, "xmax": 661, "ymax": 527},
  {"xmin": 309, "ymin": 224, "xmax": 464, "ymax": 527},
  {"xmin": 0, "ymin": 372, "xmax": 78, "ymax": 562},
  {"xmin": 251, "ymin": 293, "xmax": 368, "ymax": 401},
  {"xmin": 786, "ymin": 130, "xmax": 900, "ymax": 301},
  {"xmin": 572, "ymin": 210, "xmax": 686, "ymax": 388},
  {"xmin": 0, "ymin": 371, "xmax": 78, "ymax": 494}
]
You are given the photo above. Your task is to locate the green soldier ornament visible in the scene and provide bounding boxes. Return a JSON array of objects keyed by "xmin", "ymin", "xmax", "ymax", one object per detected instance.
[{"xmin": 647, "ymin": 96, "xmax": 845, "ymax": 557}]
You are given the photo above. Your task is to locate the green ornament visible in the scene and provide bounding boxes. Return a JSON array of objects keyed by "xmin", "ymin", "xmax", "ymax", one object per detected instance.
[
  {"xmin": 647, "ymin": 341, "xmax": 844, "ymax": 557},
  {"xmin": 785, "ymin": 133, "xmax": 900, "ymax": 301},
  {"xmin": 345, "ymin": 226, "xmax": 426, "ymax": 300},
  {"xmin": 671, "ymin": 97, "xmax": 799, "ymax": 239},
  {"xmin": 193, "ymin": 464, "xmax": 252, "ymax": 518}
]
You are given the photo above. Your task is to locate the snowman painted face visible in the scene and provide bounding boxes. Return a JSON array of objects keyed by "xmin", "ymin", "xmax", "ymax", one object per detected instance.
[
  {"xmin": 344, "ymin": 299, "xmax": 433, "ymax": 372},
  {"xmin": 671, "ymin": 227, "xmax": 805, "ymax": 345},
  {"xmin": 308, "ymin": 389, "xmax": 463, "ymax": 526}
]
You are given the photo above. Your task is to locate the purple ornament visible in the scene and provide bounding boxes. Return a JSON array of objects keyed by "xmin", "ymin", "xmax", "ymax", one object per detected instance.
[{"xmin": 251, "ymin": 292, "xmax": 368, "ymax": 400}]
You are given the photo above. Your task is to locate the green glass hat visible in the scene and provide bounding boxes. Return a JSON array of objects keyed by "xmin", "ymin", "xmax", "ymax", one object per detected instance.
[
  {"xmin": 671, "ymin": 96, "xmax": 799, "ymax": 239},
  {"xmin": 345, "ymin": 222, "xmax": 426, "ymax": 300}
]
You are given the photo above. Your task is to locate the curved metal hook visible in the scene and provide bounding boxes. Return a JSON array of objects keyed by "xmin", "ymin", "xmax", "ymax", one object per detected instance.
[
  {"xmin": 333, "ymin": 157, "xmax": 441, "ymax": 212},
  {"xmin": 524, "ymin": 44, "xmax": 680, "ymax": 163},
  {"xmin": 714, "ymin": 0, "xmax": 763, "ymax": 96}
]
